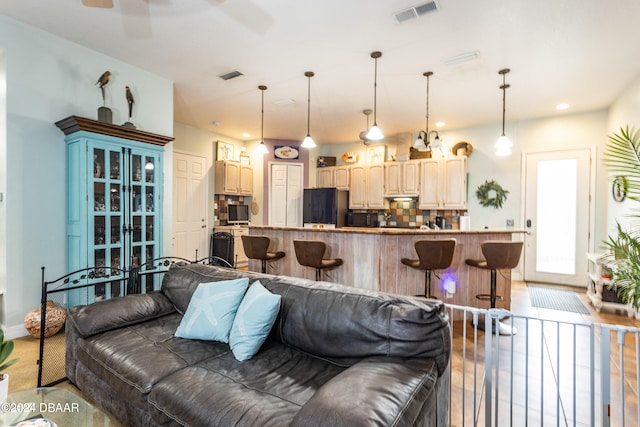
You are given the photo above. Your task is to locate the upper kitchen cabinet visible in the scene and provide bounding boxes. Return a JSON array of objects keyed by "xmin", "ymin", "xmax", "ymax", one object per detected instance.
[
  {"xmin": 349, "ymin": 164, "xmax": 386, "ymax": 209},
  {"xmin": 384, "ymin": 161, "xmax": 420, "ymax": 196},
  {"xmin": 419, "ymin": 157, "xmax": 467, "ymax": 210},
  {"xmin": 317, "ymin": 166, "xmax": 350, "ymax": 190},
  {"xmin": 215, "ymin": 160, "xmax": 253, "ymax": 196}
]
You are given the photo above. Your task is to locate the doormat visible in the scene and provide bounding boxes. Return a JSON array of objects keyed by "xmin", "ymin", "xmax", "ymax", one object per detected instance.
[{"xmin": 528, "ymin": 286, "xmax": 590, "ymax": 314}]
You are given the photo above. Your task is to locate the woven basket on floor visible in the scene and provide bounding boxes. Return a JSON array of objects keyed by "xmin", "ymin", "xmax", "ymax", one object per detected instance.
[{"xmin": 24, "ymin": 300, "xmax": 66, "ymax": 338}]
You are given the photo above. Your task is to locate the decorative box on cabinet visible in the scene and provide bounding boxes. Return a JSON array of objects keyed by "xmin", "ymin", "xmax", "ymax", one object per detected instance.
[
  {"xmin": 586, "ymin": 252, "xmax": 639, "ymax": 318},
  {"xmin": 214, "ymin": 225, "xmax": 249, "ymax": 268},
  {"xmin": 215, "ymin": 160, "xmax": 253, "ymax": 196},
  {"xmin": 317, "ymin": 166, "xmax": 350, "ymax": 190},
  {"xmin": 349, "ymin": 164, "xmax": 387, "ymax": 209},
  {"xmin": 418, "ymin": 157, "xmax": 467, "ymax": 210},
  {"xmin": 56, "ymin": 116, "xmax": 172, "ymax": 304},
  {"xmin": 384, "ymin": 161, "xmax": 420, "ymax": 196}
]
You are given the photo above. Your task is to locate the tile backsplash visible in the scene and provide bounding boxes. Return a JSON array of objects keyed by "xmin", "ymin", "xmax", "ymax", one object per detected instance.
[
  {"xmin": 214, "ymin": 195, "xmax": 248, "ymax": 225},
  {"xmin": 352, "ymin": 200, "xmax": 465, "ymax": 229}
]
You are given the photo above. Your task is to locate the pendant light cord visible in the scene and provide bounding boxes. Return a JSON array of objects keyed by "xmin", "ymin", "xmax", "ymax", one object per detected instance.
[
  {"xmin": 425, "ymin": 72, "xmax": 430, "ymax": 137},
  {"xmin": 306, "ymin": 73, "xmax": 312, "ymax": 135},
  {"xmin": 499, "ymin": 69, "xmax": 510, "ymax": 136}
]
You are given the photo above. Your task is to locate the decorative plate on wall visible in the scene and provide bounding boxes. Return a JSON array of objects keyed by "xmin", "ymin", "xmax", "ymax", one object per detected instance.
[
  {"xmin": 342, "ymin": 152, "xmax": 359, "ymax": 163},
  {"xmin": 274, "ymin": 146, "xmax": 299, "ymax": 159}
]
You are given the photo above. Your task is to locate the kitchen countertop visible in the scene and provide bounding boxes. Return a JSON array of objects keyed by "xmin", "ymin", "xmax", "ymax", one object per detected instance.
[{"xmin": 249, "ymin": 225, "xmax": 526, "ymax": 235}]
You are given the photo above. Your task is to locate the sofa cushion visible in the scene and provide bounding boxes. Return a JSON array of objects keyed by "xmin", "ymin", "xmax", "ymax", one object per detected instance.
[
  {"xmin": 175, "ymin": 277, "xmax": 249, "ymax": 343},
  {"xmin": 148, "ymin": 341, "xmax": 345, "ymax": 426},
  {"xmin": 76, "ymin": 313, "xmax": 230, "ymax": 409},
  {"xmin": 230, "ymin": 280, "xmax": 281, "ymax": 361},
  {"xmin": 265, "ymin": 278, "xmax": 452, "ymax": 374}
]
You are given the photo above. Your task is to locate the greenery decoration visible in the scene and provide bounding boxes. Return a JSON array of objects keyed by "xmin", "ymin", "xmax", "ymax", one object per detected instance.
[
  {"xmin": 0, "ymin": 330, "xmax": 19, "ymax": 375},
  {"xmin": 603, "ymin": 126, "xmax": 640, "ymax": 309},
  {"xmin": 475, "ymin": 180, "xmax": 509, "ymax": 209}
]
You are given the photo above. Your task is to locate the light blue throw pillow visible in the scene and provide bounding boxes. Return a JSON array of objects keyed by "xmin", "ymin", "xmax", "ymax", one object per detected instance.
[
  {"xmin": 229, "ymin": 280, "xmax": 281, "ymax": 361},
  {"xmin": 175, "ymin": 277, "xmax": 249, "ymax": 343}
]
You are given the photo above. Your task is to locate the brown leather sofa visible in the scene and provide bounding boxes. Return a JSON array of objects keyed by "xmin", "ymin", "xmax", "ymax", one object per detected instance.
[{"xmin": 66, "ymin": 263, "xmax": 451, "ymax": 426}]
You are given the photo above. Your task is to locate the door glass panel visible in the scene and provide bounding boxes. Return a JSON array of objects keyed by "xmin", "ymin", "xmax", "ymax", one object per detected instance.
[
  {"xmin": 132, "ymin": 246, "xmax": 142, "ymax": 267},
  {"xmin": 94, "ymin": 249, "xmax": 106, "ymax": 275},
  {"xmin": 94, "ymin": 216, "xmax": 105, "ymax": 245},
  {"xmin": 109, "ymin": 151, "xmax": 121, "ymax": 180},
  {"xmin": 145, "ymin": 187, "xmax": 154, "ymax": 212},
  {"xmin": 145, "ymin": 245, "xmax": 154, "ymax": 268},
  {"xmin": 132, "ymin": 155, "xmax": 142, "ymax": 182},
  {"xmin": 94, "ymin": 149, "xmax": 105, "ymax": 179},
  {"xmin": 536, "ymin": 159, "xmax": 577, "ymax": 275},
  {"xmin": 133, "ymin": 185, "xmax": 142, "ymax": 211},
  {"xmin": 94, "ymin": 182, "xmax": 105, "ymax": 212},
  {"xmin": 145, "ymin": 157, "xmax": 155, "ymax": 183},
  {"xmin": 109, "ymin": 184, "xmax": 120, "ymax": 212},
  {"xmin": 111, "ymin": 247, "xmax": 121, "ymax": 272},
  {"xmin": 110, "ymin": 216, "xmax": 121, "ymax": 244},
  {"xmin": 133, "ymin": 216, "xmax": 142, "ymax": 242},
  {"xmin": 146, "ymin": 217, "xmax": 154, "ymax": 241}
]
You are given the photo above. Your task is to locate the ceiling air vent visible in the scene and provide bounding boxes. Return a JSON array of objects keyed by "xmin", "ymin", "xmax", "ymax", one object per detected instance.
[
  {"xmin": 394, "ymin": 1, "xmax": 439, "ymax": 23},
  {"xmin": 217, "ymin": 70, "xmax": 243, "ymax": 81}
]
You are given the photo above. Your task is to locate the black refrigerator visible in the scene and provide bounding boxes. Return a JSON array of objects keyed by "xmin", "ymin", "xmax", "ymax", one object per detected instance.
[{"xmin": 303, "ymin": 188, "xmax": 349, "ymax": 228}]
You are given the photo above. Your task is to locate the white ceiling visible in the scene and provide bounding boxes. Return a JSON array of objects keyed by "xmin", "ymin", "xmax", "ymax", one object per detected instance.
[{"xmin": 3, "ymin": 0, "xmax": 640, "ymax": 144}]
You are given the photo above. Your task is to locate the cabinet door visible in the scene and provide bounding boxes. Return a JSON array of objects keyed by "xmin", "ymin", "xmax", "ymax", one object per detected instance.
[
  {"xmin": 442, "ymin": 157, "xmax": 467, "ymax": 209},
  {"xmin": 334, "ymin": 167, "xmax": 350, "ymax": 190},
  {"xmin": 224, "ymin": 162, "xmax": 240, "ymax": 194},
  {"xmin": 234, "ymin": 228, "xmax": 249, "ymax": 266},
  {"xmin": 419, "ymin": 159, "xmax": 441, "ymax": 209},
  {"xmin": 402, "ymin": 161, "xmax": 421, "ymax": 195},
  {"xmin": 367, "ymin": 164, "xmax": 386, "ymax": 209},
  {"xmin": 239, "ymin": 165, "xmax": 253, "ymax": 195},
  {"xmin": 349, "ymin": 166, "xmax": 367, "ymax": 209},
  {"xmin": 317, "ymin": 168, "xmax": 334, "ymax": 188},
  {"xmin": 384, "ymin": 163, "xmax": 401, "ymax": 196}
]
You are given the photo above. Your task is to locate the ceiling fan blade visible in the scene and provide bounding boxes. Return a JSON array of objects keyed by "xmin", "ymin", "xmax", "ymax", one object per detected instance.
[
  {"xmin": 82, "ymin": 0, "xmax": 114, "ymax": 8},
  {"xmin": 213, "ymin": 0, "xmax": 274, "ymax": 35},
  {"xmin": 120, "ymin": 0, "xmax": 153, "ymax": 40}
]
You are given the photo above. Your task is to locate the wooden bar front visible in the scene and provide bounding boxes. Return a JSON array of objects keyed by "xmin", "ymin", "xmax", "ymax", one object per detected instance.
[{"xmin": 249, "ymin": 226, "xmax": 524, "ymax": 313}]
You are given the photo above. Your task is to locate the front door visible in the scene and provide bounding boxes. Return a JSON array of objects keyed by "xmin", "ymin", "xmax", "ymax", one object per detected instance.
[
  {"xmin": 173, "ymin": 152, "xmax": 208, "ymax": 260},
  {"xmin": 523, "ymin": 148, "xmax": 594, "ymax": 286}
]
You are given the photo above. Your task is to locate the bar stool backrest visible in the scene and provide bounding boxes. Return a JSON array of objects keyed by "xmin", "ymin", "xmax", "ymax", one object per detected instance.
[
  {"xmin": 414, "ymin": 239, "xmax": 456, "ymax": 270},
  {"xmin": 481, "ymin": 240, "xmax": 523, "ymax": 270},
  {"xmin": 293, "ymin": 240, "xmax": 327, "ymax": 269}
]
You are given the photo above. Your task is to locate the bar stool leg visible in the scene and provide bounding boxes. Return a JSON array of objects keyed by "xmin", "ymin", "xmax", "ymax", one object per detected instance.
[
  {"xmin": 316, "ymin": 268, "xmax": 321, "ymax": 281},
  {"xmin": 261, "ymin": 260, "xmax": 267, "ymax": 274},
  {"xmin": 490, "ymin": 269, "xmax": 497, "ymax": 308}
]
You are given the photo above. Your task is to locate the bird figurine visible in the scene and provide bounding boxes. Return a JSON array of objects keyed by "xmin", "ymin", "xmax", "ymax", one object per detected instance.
[
  {"xmin": 96, "ymin": 71, "xmax": 111, "ymax": 104},
  {"xmin": 125, "ymin": 86, "xmax": 134, "ymax": 119}
]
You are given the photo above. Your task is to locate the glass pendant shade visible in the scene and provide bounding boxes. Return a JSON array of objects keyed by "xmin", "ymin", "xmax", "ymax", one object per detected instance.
[
  {"xmin": 366, "ymin": 124, "xmax": 384, "ymax": 141},
  {"xmin": 413, "ymin": 134, "xmax": 427, "ymax": 151},
  {"xmin": 301, "ymin": 134, "xmax": 316, "ymax": 148},
  {"xmin": 256, "ymin": 141, "xmax": 269, "ymax": 154},
  {"xmin": 495, "ymin": 135, "xmax": 512, "ymax": 156}
]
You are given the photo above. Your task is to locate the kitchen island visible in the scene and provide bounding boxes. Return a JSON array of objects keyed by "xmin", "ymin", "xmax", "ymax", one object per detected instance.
[{"xmin": 249, "ymin": 225, "xmax": 526, "ymax": 313}]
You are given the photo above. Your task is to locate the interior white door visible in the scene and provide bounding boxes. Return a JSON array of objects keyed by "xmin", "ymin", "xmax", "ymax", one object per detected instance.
[
  {"xmin": 523, "ymin": 148, "xmax": 594, "ymax": 286},
  {"xmin": 269, "ymin": 163, "xmax": 303, "ymax": 227},
  {"xmin": 173, "ymin": 152, "xmax": 208, "ymax": 260}
]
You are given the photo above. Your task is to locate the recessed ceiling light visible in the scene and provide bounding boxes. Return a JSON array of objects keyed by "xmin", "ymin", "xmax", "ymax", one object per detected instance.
[
  {"xmin": 556, "ymin": 103, "xmax": 570, "ymax": 111},
  {"xmin": 242, "ymin": 133, "xmax": 251, "ymax": 138},
  {"xmin": 435, "ymin": 122, "xmax": 445, "ymax": 127}
]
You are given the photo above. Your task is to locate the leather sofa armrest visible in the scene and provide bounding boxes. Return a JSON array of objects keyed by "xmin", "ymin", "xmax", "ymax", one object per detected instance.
[
  {"xmin": 291, "ymin": 357, "xmax": 442, "ymax": 427},
  {"xmin": 67, "ymin": 291, "xmax": 176, "ymax": 338}
]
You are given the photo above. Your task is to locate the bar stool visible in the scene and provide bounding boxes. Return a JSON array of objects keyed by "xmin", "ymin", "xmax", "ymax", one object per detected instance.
[
  {"xmin": 241, "ymin": 235, "xmax": 285, "ymax": 274},
  {"xmin": 293, "ymin": 240, "xmax": 343, "ymax": 281},
  {"xmin": 401, "ymin": 239, "xmax": 456, "ymax": 299},
  {"xmin": 465, "ymin": 240, "xmax": 523, "ymax": 335}
]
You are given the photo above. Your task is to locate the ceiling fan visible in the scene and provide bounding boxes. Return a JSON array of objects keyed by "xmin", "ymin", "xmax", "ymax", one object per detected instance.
[{"xmin": 358, "ymin": 109, "xmax": 397, "ymax": 145}]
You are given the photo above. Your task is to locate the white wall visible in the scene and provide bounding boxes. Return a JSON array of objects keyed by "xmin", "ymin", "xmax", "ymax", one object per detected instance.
[{"xmin": 0, "ymin": 16, "xmax": 174, "ymax": 338}]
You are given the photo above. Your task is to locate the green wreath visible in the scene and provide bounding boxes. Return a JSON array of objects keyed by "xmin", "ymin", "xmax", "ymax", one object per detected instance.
[{"xmin": 475, "ymin": 180, "xmax": 509, "ymax": 209}]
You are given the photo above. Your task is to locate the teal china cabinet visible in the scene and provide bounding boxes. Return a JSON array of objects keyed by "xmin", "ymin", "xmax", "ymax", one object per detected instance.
[{"xmin": 56, "ymin": 116, "xmax": 173, "ymax": 304}]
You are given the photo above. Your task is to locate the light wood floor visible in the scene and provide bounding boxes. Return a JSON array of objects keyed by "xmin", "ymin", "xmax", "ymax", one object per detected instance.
[{"xmin": 6, "ymin": 281, "xmax": 639, "ymax": 426}]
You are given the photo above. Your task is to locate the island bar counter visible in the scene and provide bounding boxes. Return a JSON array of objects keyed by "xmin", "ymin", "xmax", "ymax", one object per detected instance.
[{"xmin": 249, "ymin": 226, "xmax": 526, "ymax": 312}]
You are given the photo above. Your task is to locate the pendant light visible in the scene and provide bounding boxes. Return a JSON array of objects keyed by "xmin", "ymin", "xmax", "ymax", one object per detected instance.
[
  {"xmin": 301, "ymin": 71, "xmax": 316, "ymax": 148},
  {"xmin": 495, "ymin": 68, "xmax": 512, "ymax": 156},
  {"xmin": 413, "ymin": 71, "xmax": 441, "ymax": 152},
  {"xmin": 256, "ymin": 85, "xmax": 269, "ymax": 154},
  {"xmin": 366, "ymin": 51, "xmax": 384, "ymax": 141}
]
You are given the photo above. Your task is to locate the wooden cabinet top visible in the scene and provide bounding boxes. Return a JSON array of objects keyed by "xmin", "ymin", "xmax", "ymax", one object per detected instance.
[{"xmin": 55, "ymin": 116, "xmax": 174, "ymax": 146}]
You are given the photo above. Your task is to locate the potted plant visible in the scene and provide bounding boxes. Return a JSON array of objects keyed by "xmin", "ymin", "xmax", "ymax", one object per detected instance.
[
  {"xmin": 603, "ymin": 126, "xmax": 640, "ymax": 310},
  {"xmin": 0, "ymin": 330, "xmax": 19, "ymax": 403}
]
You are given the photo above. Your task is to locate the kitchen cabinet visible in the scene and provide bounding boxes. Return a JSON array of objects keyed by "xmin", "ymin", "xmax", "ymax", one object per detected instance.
[
  {"xmin": 56, "ymin": 116, "xmax": 172, "ymax": 304},
  {"xmin": 317, "ymin": 166, "xmax": 350, "ymax": 190},
  {"xmin": 384, "ymin": 161, "xmax": 420, "ymax": 196},
  {"xmin": 215, "ymin": 160, "xmax": 253, "ymax": 196},
  {"xmin": 419, "ymin": 157, "xmax": 467, "ymax": 210},
  {"xmin": 214, "ymin": 225, "xmax": 249, "ymax": 268},
  {"xmin": 349, "ymin": 164, "xmax": 386, "ymax": 209}
]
